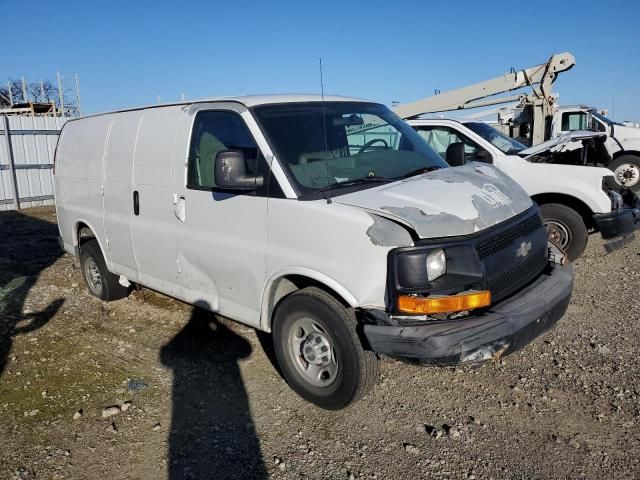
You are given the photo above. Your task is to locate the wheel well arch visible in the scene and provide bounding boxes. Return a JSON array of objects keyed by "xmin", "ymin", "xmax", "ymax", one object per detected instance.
[
  {"xmin": 531, "ymin": 193, "xmax": 595, "ymax": 229},
  {"xmin": 76, "ymin": 221, "xmax": 96, "ymax": 245},
  {"xmin": 612, "ymin": 150, "xmax": 640, "ymax": 161},
  {"xmin": 260, "ymin": 273, "xmax": 356, "ymax": 332},
  {"xmin": 73, "ymin": 221, "xmax": 110, "ymax": 266}
]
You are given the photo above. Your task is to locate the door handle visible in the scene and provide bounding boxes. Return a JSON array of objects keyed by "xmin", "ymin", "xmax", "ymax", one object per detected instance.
[{"xmin": 133, "ymin": 190, "xmax": 140, "ymax": 216}]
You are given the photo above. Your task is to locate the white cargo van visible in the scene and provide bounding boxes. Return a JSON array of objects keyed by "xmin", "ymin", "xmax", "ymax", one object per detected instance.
[{"xmin": 55, "ymin": 95, "xmax": 573, "ymax": 409}]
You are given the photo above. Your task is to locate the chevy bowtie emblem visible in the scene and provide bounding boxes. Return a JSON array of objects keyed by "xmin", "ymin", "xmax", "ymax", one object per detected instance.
[{"xmin": 516, "ymin": 241, "xmax": 532, "ymax": 258}]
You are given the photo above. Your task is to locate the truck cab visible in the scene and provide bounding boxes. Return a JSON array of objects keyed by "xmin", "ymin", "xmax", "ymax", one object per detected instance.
[
  {"xmin": 550, "ymin": 106, "xmax": 640, "ymax": 192},
  {"xmin": 409, "ymin": 118, "xmax": 639, "ymax": 260},
  {"xmin": 55, "ymin": 96, "xmax": 573, "ymax": 409}
]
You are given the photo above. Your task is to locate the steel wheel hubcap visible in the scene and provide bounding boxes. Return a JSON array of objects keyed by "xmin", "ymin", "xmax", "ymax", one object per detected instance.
[
  {"xmin": 614, "ymin": 163, "xmax": 640, "ymax": 187},
  {"xmin": 84, "ymin": 258, "xmax": 102, "ymax": 295},
  {"xmin": 287, "ymin": 317, "xmax": 338, "ymax": 388},
  {"xmin": 545, "ymin": 220, "xmax": 572, "ymax": 250}
]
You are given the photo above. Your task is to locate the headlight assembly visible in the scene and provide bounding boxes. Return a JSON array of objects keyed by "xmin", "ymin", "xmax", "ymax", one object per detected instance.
[{"xmin": 426, "ymin": 248, "xmax": 446, "ymax": 281}]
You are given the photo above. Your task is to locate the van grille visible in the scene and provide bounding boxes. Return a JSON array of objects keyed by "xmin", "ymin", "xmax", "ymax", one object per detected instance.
[
  {"xmin": 476, "ymin": 213, "xmax": 544, "ymax": 259},
  {"xmin": 475, "ymin": 211, "xmax": 548, "ymax": 302}
]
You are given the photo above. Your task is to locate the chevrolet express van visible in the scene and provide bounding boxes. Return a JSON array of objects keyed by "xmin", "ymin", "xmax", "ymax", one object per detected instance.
[{"xmin": 54, "ymin": 95, "xmax": 573, "ymax": 409}]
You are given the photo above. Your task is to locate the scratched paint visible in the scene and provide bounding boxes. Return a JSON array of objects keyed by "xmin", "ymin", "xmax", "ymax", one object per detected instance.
[{"xmin": 336, "ymin": 163, "xmax": 532, "ymax": 238}]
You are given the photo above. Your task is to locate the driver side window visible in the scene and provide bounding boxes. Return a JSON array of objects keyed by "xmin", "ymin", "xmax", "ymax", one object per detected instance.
[
  {"xmin": 416, "ymin": 126, "xmax": 490, "ymax": 163},
  {"xmin": 187, "ymin": 111, "xmax": 261, "ymax": 189}
]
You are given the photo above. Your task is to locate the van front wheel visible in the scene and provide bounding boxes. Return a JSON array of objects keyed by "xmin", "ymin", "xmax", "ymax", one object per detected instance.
[
  {"xmin": 272, "ymin": 287, "xmax": 378, "ymax": 410},
  {"xmin": 79, "ymin": 239, "xmax": 129, "ymax": 301}
]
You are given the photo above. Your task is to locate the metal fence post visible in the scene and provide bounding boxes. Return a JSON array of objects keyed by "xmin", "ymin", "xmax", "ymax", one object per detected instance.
[{"xmin": 1, "ymin": 114, "xmax": 20, "ymax": 210}]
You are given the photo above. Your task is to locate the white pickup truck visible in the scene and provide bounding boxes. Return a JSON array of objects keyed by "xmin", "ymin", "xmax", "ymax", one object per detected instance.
[
  {"xmin": 495, "ymin": 105, "xmax": 640, "ymax": 193},
  {"xmin": 409, "ymin": 118, "xmax": 639, "ymax": 260}
]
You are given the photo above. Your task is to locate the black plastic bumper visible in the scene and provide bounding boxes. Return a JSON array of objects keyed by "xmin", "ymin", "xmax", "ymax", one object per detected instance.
[
  {"xmin": 593, "ymin": 208, "xmax": 638, "ymax": 240},
  {"xmin": 363, "ymin": 264, "xmax": 573, "ymax": 365}
]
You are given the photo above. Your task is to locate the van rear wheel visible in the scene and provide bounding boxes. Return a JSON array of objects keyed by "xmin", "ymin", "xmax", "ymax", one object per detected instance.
[
  {"xmin": 79, "ymin": 239, "xmax": 129, "ymax": 301},
  {"xmin": 539, "ymin": 203, "xmax": 588, "ymax": 261},
  {"xmin": 272, "ymin": 287, "xmax": 378, "ymax": 410}
]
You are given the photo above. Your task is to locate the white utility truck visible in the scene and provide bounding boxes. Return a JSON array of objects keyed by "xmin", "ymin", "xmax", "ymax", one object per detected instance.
[
  {"xmin": 55, "ymin": 95, "xmax": 573, "ymax": 409},
  {"xmin": 408, "ymin": 118, "xmax": 639, "ymax": 260},
  {"xmin": 500, "ymin": 104, "xmax": 640, "ymax": 192},
  {"xmin": 394, "ymin": 52, "xmax": 640, "ymax": 193}
]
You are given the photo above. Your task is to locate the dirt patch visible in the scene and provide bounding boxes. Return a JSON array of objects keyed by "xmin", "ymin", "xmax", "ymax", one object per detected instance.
[{"xmin": 1, "ymin": 207, "xmax": 639, "ymax": 479}]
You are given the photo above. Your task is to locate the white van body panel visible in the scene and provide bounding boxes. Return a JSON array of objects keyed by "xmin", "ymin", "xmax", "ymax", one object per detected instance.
[
  {"xmin": 103, "ymin": 110, "xmax": 142, "ymax": 281},
  {"xmin": 55, "ymin": 115, "xmax": 112, "ymax": 258},
  {"xmin": 409, "ymin": 119, "xmax": 613, "ymax": 215}
]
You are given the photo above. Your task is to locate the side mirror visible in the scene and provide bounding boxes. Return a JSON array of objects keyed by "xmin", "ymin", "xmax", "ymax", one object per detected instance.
[
  {"xmin": 446, "ymin": 142, "xmax": 466, "ymax": 167},
  {"xmin": 475, "ymin": 149, "xmax": 492, "ymax": 163},
  {"xmin": 214, "ymin": 150, "xmax": 264, "ymax": 190}
]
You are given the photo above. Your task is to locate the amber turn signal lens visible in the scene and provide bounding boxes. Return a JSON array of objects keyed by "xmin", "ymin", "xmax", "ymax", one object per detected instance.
[{"xmin": 397, "ymin": 291, "xmax": 491, "ymax": 314}]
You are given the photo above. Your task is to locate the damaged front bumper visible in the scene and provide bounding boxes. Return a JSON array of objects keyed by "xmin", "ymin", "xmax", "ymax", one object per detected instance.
[
  {"xmin": 593, "ymin": 207, "xmax": 640, "ymax": 252},
  {"xmin": 363, "ymin": 263, "xmax": 573, "ymax": 365}
]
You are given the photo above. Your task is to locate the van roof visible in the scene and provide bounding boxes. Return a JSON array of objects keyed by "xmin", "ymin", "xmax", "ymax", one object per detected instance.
[{"xmin": 73, "ymin": 94, "xmax": 374, "ymax": 120}]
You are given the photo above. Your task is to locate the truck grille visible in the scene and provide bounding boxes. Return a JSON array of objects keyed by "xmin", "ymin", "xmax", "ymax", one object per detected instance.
[{"xmin": 475, "ymin": 210, "xmax": 548, "ymax": 303}]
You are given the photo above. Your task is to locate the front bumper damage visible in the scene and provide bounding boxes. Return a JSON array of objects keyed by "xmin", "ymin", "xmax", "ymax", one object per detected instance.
[
  {"xmin": 593, "ymin": 207, "xmax": 640, "ymax": 253},
  {"xmin": 596, "ymin": 187, "xmax": 640, "ymax": 252},
  {"xmin": 363, "ymin": 263, "xmax": 573, "ymax": 365}
]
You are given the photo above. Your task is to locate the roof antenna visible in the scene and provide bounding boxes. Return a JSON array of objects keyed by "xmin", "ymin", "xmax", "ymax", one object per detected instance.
[{"xmin": 319, "ymin": 57, "xmax": 332, "ymax": 204}]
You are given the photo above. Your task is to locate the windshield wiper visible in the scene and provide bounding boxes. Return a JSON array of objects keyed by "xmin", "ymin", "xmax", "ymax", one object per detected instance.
[
  {"xmin": 392, "ymin": 165, "xmax": 441, "ymax": 180},
  {"xmin": 316, "ymin": 176, "xmax": 390, "ymax": 193}
]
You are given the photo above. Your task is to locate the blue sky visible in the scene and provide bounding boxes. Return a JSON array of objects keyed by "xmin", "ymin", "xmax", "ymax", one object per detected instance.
[{"xmin": 3, "ymin": 0, "xmax": 639, "ymax": 120}]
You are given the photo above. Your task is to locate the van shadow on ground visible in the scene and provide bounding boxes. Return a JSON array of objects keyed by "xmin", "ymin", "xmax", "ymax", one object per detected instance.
[
  {"xmin": 0, "ymin": 209, "xmax": 64, "ymax": 379},
  {"xmin": 160, "ymin": 305, "xmax": 267, "ymax": 480}
]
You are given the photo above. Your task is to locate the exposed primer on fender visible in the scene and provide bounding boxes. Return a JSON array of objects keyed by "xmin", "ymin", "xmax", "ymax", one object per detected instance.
[
  {"xmin": 381, "ymin": 207, "xmax": 478, "ymax": 237},
  {"xmin": 365, "ymin": 214, "xmax": 414, "ymax": 247},
  {"xmin": 336, "ymin": 163, "xmax": 532, "ymax": 238}
]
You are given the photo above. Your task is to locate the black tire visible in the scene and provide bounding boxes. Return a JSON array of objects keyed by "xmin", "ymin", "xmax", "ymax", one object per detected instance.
[
  {"xmin": 79, "ymin": 239, "xmax": 129, "ymax": 301},
  {"xmin": 272, "ymin": 287, "xmax": 379, "ymax": 410},
  {"xmin": 608, "ymin": 155, "xmax": 640, "ymax": 193},
  {"xmin": 539, "ymin": 203, "xmax": 588, "ymax": 261}
]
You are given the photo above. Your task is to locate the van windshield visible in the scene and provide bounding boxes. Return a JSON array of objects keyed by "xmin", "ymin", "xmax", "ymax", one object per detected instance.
[{"xmin": 252, "ymin": 102, "xmax": 447, "ymax": 196}]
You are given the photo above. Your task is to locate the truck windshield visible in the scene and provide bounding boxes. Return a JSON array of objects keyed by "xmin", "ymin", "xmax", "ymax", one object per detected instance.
[
  {"xmin": 464, "ymin": 122, "xmax": 527, "ymax": 155},
  {"xmin": 252, "ymin": 102, "xmax": 447, "ymax": 196},
  {"xmin": 591, "ymin": 110, "xmax": 623, "ymax": 127}
]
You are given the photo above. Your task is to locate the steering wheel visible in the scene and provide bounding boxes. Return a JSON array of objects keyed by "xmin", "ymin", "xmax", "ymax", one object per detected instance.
[{"xmin": 358, "ymin": 138, "xmax": 388, "ymax": 154}]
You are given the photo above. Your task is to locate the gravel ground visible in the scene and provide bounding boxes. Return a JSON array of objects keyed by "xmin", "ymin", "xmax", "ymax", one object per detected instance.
[{"xmin": 1, "ymin": 206, "xmax": 639, "ymax": 480}]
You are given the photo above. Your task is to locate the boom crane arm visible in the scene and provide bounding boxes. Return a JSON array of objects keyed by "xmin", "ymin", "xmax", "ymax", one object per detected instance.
[{"xmin": 393, "ymin": 52, "xmax": 575, "ymax": 120}]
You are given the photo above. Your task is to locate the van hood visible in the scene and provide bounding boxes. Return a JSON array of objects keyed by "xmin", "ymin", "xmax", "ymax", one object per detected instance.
[
  {"xmin": 334, "ymin": 163, "xmax": 532, "ymax": 238},
  {"xmin": 519, "ymin": 130, "xmax": 607, "ymax": 157}
]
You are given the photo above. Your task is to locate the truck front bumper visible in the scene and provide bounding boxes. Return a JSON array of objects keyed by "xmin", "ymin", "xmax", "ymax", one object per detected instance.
[
  {"xmin": 593, "ymin": 208, "xmax": 638, "ymax": 239},
  {"xmin": 593, "ymin": 208, "xmax": 640, "ymax": 252},
  {"xmin": 363, "ymin": 264, "xmax": 573, "ymax": 365}
]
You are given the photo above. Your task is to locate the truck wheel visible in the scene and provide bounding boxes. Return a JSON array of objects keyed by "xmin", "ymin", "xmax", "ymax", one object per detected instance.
[
  {"xmin": 79, "ymin": 239, "xmax": 129, "ymax": 301},
  {"xmin": 609, "ymin": 155, "xmax": 640, "ymax": 193},
  {"xmin": 539, "ymin": 203, "xmax": 588, "ymax": 261},
  {"xmin": 272, "ymin": 287, "xmax": 379, "ymax": 410}
]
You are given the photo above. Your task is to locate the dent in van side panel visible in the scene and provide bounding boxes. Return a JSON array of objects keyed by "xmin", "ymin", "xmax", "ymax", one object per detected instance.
[{"xmin": 174, "ymin": 105, "xmax": 268, "ymax": 329}]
